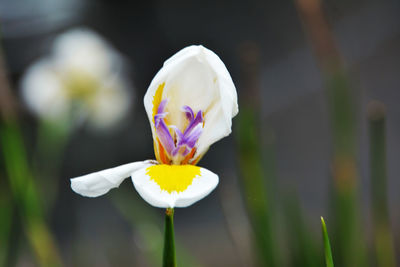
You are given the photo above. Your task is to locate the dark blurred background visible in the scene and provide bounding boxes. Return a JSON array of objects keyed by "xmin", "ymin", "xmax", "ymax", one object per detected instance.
[{"xmin": 1, "ymin": 0, "xmax": 399, "ymax": 266}]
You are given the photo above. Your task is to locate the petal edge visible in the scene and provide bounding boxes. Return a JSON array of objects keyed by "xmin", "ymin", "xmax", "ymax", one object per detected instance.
[{"xmin": 71, "ymin": 160, "xmax": 154, "ymax": 197}]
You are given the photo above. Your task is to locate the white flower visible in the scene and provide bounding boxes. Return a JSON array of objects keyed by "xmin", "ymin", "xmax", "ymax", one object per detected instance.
[
  {"xmin": 71, "ymin": 45, "xmax": 238, "ymax": 208},
  {"xmin": 21, "ymin": 28, "xmax": 131, "ymax": 129}
]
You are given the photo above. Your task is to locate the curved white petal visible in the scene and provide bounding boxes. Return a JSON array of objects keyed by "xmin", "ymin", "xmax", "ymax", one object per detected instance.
[
  {"xmin": 71, "ymin": 161, "xmax": 154, "ymax": 197},
  {"xmin": 131, "ymin": 165, "xmax": 218, "ymax": 208},
  {"xmin": 144, "ymin": 45, "xmax": 238, "ymax": 159}
]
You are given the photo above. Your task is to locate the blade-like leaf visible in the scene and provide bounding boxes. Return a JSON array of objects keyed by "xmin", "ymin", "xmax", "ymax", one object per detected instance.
[{"xmin": 321, "ymin": 217, "xmax": 334, "ymax": 267}]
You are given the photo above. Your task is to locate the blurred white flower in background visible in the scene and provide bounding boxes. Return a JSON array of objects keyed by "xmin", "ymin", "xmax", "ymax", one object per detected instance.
[{"xmin": 21, "ymin": 28, "xmax": 132, "ymax": 129}]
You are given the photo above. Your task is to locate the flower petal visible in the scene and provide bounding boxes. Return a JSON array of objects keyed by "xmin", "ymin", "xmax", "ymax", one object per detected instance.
[
  {"xmin": 52, "ymin": 28, "xmax": 119, "ymax": 78},
  {"xmin": 89, "ymin": 73, "xmax": 131, "ymax": 129},
  {"xmin": 143, "ymin": 45, "xmax": 238, "ymax": 161},
  {"xmin": 131, "ymin": 164, "xmax": 218, "ymax": 208},
  {"xmin": 21, "ymin": 59, "xmax": 69, "ymax": 120},
  {"xmin": 71, "ymin": 161, "xmax": 154, "ymax": 197}
]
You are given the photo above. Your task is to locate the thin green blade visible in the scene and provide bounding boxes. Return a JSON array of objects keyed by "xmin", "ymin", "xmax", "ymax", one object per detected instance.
[{"xmin": 321, "ymin": 217, "xmax": 334, "ymax": 267}]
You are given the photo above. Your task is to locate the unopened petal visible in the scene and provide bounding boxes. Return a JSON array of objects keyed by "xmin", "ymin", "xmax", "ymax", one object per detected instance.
[
  {"xmin": 143, "ymin": 45, "xmax": 238, "ymax": 161},
  {"xmin": 71, "ymin": 161, "xmax": 154, "ymax": 197},
  {"xmin": 131, "ymin": 164, "xmax": 218, "ymax": 208}
]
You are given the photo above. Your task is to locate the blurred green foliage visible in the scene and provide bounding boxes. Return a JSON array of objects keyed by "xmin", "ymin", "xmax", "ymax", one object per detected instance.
[
  {"xmin": 368, "ymin": 102, "xmax": 396, "ymax": 267},
  {"xmin": 236, "ymin": 107, "xmax": 279, "ymax": 267},
  {"xmin": 1, "ymin": 121, "xmax": 63, "ymax": 267}
]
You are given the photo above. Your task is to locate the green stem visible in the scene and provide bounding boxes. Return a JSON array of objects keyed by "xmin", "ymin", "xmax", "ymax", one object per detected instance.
[
  {"xmin": 163, "ymin": 208, "xmax": 176, "ymax": 267},
  {"xmin": 368, "ymin": 102, "xmax": 396, "ymax": 267}
]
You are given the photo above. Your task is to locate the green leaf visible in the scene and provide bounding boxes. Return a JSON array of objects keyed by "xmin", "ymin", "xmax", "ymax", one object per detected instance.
[{"xmin": 321, "ymin": 217, "xmax": 334, "ymax": 267}]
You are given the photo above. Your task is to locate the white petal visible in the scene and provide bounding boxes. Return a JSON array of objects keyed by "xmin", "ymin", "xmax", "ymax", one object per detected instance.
[
  {"xmin": 71, "ymin": 161, "xmax": 154, "ymax": 197},
  {"xmin": 20, "ymin": 59, "xmax": 69, "ymax": 120},
  {"xmin": 144, "ymin": 45, "xmax": 238, "ymax": 159},
  {"xmin": 88, "ymin": 74, "xmax": 131, "ymax": 129},
  {"xmin": 52, "ymin": 28, "xmax": 119, "ymax": 78},
  {"xmin": 131, "ymin": 165, "xmax": 218, "ymax": 208}
]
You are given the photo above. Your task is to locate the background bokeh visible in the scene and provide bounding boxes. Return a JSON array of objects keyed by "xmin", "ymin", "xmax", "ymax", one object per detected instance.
[{"xmin": 1, "ymin": 0, "xmax": 399, "ymax": 266}]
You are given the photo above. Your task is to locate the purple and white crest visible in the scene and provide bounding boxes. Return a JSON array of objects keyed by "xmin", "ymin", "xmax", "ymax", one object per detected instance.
[{"xmin": 154, "ymin": 99, "xmax": 203, "ymax": 164}]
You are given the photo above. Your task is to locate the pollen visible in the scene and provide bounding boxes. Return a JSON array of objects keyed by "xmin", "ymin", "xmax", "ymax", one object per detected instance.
[{"xmin": 146, "ymin": 164, "xmax": 201, "ymax": 193}]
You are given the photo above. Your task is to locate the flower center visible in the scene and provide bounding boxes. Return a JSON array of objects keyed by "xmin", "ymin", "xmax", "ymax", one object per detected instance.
[
  {"xmin": 63, "ymin": 70, "xmax": 99, "ymax": 102},
  {"xmin": 154, "ymin": 99, "xmax": 203, "ymax": 165}
]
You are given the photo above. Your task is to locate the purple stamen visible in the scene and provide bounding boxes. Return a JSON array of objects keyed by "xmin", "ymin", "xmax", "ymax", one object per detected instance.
[
  {"xmin": 154, "ymin": 100, "xmax": 204, "ymax": 163},
  {"xmin": 154, "ymin": 112, "xmax": 167, "ymax": 127},
  {"xmin": 157, "ymin": 99, "xmax": 168, "ymax": 114},
  {"xmin": 154, "ymin": 99, "xmax": 174, "ymax": 155},
  {"xmin": 182, "ymin": 105, "xmax": 194, "ymax": 121},
  {"xmin": 171, "ymin": 126, "xmax": 184, "ymax": 143},
  {"xmin": 183, "ymin": 124, "xmax": 203, "ymax": 148},
  {"xmin": 173, "ymin": 113, "xmax": 203, "ymax": 157},
  {"xmin": 155, "ymin": 119, "xmax": 175, "ymax": 155},
  {"xmin": 183, "ymin": 110, "xmax": 203, "ymax": 136}
]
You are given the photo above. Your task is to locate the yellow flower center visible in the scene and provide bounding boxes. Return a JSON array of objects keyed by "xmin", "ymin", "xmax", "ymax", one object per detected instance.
[
  {"xmin": 146, "ymin": 164, "xmax": 201, "ymax": 193},
  {"xmin": 64, "ymin": 70, "xmax": 99, "ymax": 102}
]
